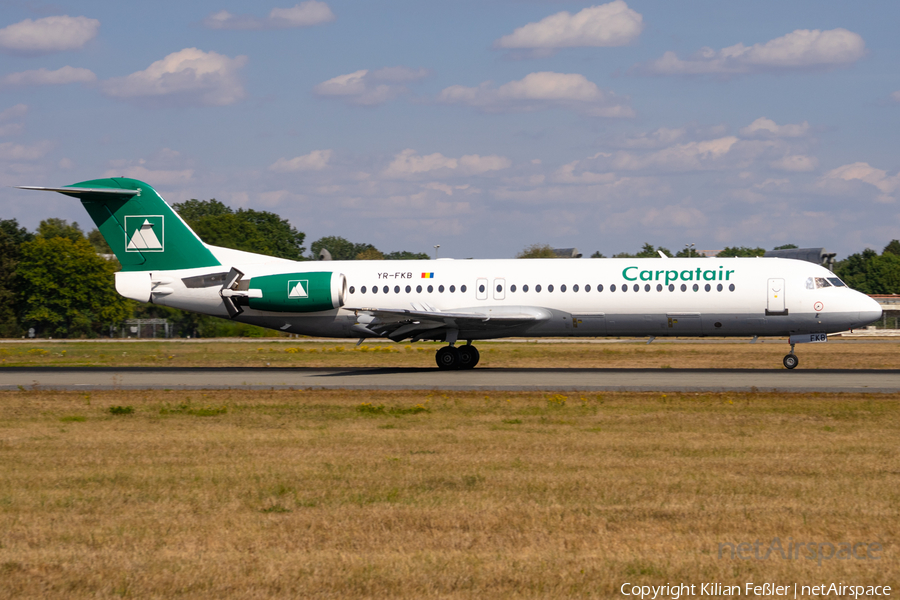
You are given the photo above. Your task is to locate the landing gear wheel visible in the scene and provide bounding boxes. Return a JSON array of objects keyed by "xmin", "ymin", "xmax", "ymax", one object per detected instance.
[
  {"xmin": 456, "ymin": 345, "xmax": 480, "ymax": 369},
  {"xmin": 436, "ymin": 346, "xmax": 460, "ymax": 370},
  {"xmin": 783, "ymin": 354, "xmax": 799, "ymax": 370}
]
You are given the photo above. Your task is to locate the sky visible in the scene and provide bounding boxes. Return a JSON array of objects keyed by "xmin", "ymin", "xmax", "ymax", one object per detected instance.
[{"xmin": 1, "ymin": 0, "xmax": 899, "ymax": 259}]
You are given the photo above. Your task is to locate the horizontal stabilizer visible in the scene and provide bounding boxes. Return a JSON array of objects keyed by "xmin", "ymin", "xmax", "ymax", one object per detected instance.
[{"xmin": 16, "ymin": 186, "xmax": 140, "ymax": 197}]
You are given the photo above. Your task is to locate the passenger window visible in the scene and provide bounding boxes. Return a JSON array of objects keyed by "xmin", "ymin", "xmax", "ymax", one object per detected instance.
[
  {"xmin": 644, "ymin": 284, "xmax": 650, "ymax": 292},
  {"xmin": 717, "ymin": 283, "xmax": 722, "ymax": 292},
  {"xmin": 656, "ymin": 284, "xmax": 662, "ymax": 292},
  {"xmin": 585, "ymin": 284, "xmax": 591, "ymax": 292},
  {"xmin": 461, "ymin": 284, "xmax": 467, "ymax": 293},
  {"xmin": 668, "ymin": 284, "xmax": 675, "ymax": 292},
  {"xmin": 479, "ymin": 284, "xmax": 485, "ymax": 293},
  {"xmin": 610, "ymin": 284, "xmax": 616, "ymax": 292},
  {"xmin": 729, "ymin": 284, "xmax": 735, "ymax": 292},
  {"xmin": 536, "ymin": 284, "xmax": 542, "ymax": 292},
  {"xmin": 511, "ymin": 284, "xmax": 517, "ymax": 292},
  {"xmin": 815, "ymin": 277, "xmax": 832, "ymax": 288},
  {"xmin": 349, "ymin": 286, "xmax": 355, "ymax": 294},
  {"xmin": 496, "ymin": 284, "xmax": 502, "ymax": 293},
  {"xmin": 573, "ymin": 284, "xmax": 579, "ymax": 292},
  {"xmin": 548, "ymin": 284, "xmax": 554, "ymax": 292},
  {"xmin": 372, "ymin": 286, "xmax": 378, "ymax": 294},
  {"xmin": 450, "ymin": 285, "xmax": 456, "ymax": 293},
  {"xmin": 597, "ymin": 284, "xmax": 603, "ymax": 292},
  {"xmin": 405, "ymin": 285, "xmax": 411, "ymax": 293},
  {"xmin": 427, "ymin": 285, "xmax": 433, "ymax": 293},
  {"xmin": 622, "ymin": 284, "xmax": 627, "ymax": 292},
  {"xmin": 560, "ymin": 284, "xmax": 566, "ymax": 292},
  {"xmin": 394, "ymin": 285, "xmax": 400, "ymax": 293},
  {"xmin": 633, "ymin": 284, "xmax": 639, "ymax": 292},
  {"xmin": 383, "ymin": 286, "xmax": 389, "ymax": 294},
  {"xmin": 680, "ymin": 284, "xmax": 687, "ymax": 292},
  {"xmin": 439, "ymin": 285, "xmax": 445, "ymax": 293},
  {"xmin": 704, "ymin": 284, "xmax": 711, "ymax": 292},
  {"xmin": 692, "ymin": 284, "xmax": 699, "ymax": 292},
  {"xmin": 416, "ymin": 285, "xmax": 422, "ymax": 293},
  {"xmin": 523, "ymin": 284, "xmax": 529, "ymax": 292},
  {"xmin": 361, "ymin": 286, "xmax": 366, "ymax": 294}
]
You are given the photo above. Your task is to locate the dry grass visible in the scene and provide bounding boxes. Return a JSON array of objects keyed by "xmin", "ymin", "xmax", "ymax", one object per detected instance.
[
  {"xmin": 2, "ymin": 338, "xmax": 899, "ymax": 369},
  {"xmin": 0, "ymin": 389, "xmax": 897, "ymax": 598}
]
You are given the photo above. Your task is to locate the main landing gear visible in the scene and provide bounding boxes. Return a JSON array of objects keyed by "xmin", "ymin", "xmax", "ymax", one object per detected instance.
[
  {"xmin": 436, "ymin": 342, "xmax": 480, "ymax": 370},
  {"xmin": 783, "ymin": 343, "xmax": 799, "ymax": 370}
]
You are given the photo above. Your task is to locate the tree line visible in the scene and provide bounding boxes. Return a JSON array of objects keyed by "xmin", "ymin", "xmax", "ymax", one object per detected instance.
[
  {"xmin": 2, "ymin": 199, "xmax": 898, "ymax": 338},
  {"xmin": 0, "ymin": 199, "xmax": 429, "ymax": 338}
]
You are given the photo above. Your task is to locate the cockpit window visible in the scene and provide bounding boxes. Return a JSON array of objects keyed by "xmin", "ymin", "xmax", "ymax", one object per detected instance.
[
  {"xmin": 806, "ymin": 277, "xmax": 815, "ymax": 290},
  {"xmin": 827, "ymin": 277, "xmax": 847, "ymax": 287},
  {"xmin": 815, "ymin": 277, "xmax": 832, "ymax": 288}
]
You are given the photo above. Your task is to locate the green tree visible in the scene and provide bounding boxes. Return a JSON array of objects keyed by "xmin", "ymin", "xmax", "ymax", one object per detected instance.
[
  {"xmin": 882, "ymin": 239, "xmax": 900, "ymax": 256},
  {"xmin": 355, "ymin": 247, "xmax": 385, "ymax": 260},
  {"xmin": 88, "ymin": 229, "xmax": 112, "ymax": 253},
  {"xmin": 516, "ymin": 244, "xmax": 557, "ymax": 258},
  {"xmin": 17, "ymin": 236, "xmax": 131, "ymax": 338},
  {"xmin": 773, "ymin": 244, "xmax": 798, "ymax": 250},
  {"xmin": 172, "ymin": 199, "xmax": 306, "ymax": 260},
  {"xmin": 0, "ymin": 219, "xmax": 34, "ymax": 336},
  {"xmin": 37, "ymin": 218, "xmax": 84, "ymax": 242},
  {"xmin": 835, "ymin": 248, "xmax": 900, "ymax": 294},
  {"xmin": 384, "ymin": 250, "xmax": 430, "ymax": 260},
  {"xmin": 717, "ymin": 246, "xmax": 766, "ymax": 257},
  {"xmin": 590, "ymin": 251, "xmax": 605, "ymax": 258},
  {"xmin": 311, "ymin": 236, "xmax": 379, "ymax": 261}
]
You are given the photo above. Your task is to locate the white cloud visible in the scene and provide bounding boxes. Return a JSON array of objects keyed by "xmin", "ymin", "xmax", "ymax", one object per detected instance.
[
  {"xmin": 612, "ymin": 136, "xmax": 740, "ymax": 171},
  {"xmin": 314, "ymin": 67, "xmax": 429, "ymax": 106},
  {"xmin": 740, "ymin": 117, "xmax": 809, "ymax": 138},
  {"xmin": 820, "ymin": 162, "xmax": 900, "ymax": 202},
  {"xmin": 203, "ymin": 2, "xmax": 335, "ymax": 29},
  {"xmin": 495, "ymin": 1, "xmax": 642, "ymax": 51},
  {"xmin": 0, "ymin": 15, "xmax": 99, "ymax": 55},
  {"xmin": 0, "ymin": 104, "xmax": 27, "ymax": 121},
  {"xmin": 101, "ymin": 48, "xmax": 247, "ymax": 107},
  {"xmin": 383, "ymin": 149, "xmax": 511, "ymax": 179},
  {"xmin": 639, "ymin": 28, "xmax": 865, "ymax": 76},
  {"xmin": 0, "ymin": 140, "xmax": 53, "ymax": 160},
  {"xmin": 269, "ymin": 149, "xmax": 333, "ymax": 172},
  {"xmin": 102, "ymin": 165, "xmax": 194, "ymax": 186},
  {"xmin": 619, "ymin": 127, "xmax": 686, "ymax": 149},
  {"xmin": 0, "ymin": 66, "xmax": 96, "ymax": 88},
  {"xmin": 437, "ymin": 71, "xmax": 634, "ymax": 117},
  {"xmin": 770, "ymin": 154, "xmax": 817, "ymax": 172}
]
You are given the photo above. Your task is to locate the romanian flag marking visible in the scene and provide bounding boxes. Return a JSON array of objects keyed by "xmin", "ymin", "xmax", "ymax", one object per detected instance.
[{"xmin": 421, "ymin": 272, "xmax": 434, "ymax": 279}]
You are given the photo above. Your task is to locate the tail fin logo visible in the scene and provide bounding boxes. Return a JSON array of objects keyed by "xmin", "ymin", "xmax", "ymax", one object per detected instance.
[
  {"xmin": 287, "ymin": 280, "xmax": 308, "ymax": 299},
  {"xmin": 125, "ymin": 215, "xmax": 164, "ymax": 252}
]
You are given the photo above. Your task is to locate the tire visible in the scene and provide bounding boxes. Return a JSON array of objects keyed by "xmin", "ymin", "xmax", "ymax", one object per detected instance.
[
  {"xmin": 436, "ymin": 346, "xmax": 460, "ymax": 370},
  {"xmin": 783, "ymin": 354, "xmax": 799, "ymax": 370},
  {"xmin": 457, "ymin": 345, "xmax": 480, "ymax": 369}
]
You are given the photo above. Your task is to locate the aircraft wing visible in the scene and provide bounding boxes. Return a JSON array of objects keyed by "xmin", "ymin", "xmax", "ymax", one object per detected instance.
[{"xmin": 346, "ymin": 302, "xmax": 551, "ymax": 342}]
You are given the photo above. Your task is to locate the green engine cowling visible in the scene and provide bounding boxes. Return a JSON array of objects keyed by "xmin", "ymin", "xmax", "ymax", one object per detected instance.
[{"xmin": 248, "ymin": 272, "xmax": 346, "ymax": 313}]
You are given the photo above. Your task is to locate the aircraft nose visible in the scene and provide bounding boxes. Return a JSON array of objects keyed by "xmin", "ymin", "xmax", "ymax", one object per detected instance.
[{"xmin": 856, "ymin": 295, "xmax": 883, "ymax": 327}]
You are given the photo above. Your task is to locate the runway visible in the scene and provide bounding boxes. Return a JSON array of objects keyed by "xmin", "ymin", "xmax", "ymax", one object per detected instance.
[{"xmin": 3, "ymin": 367, "xmax": 900, "ymax": 392}]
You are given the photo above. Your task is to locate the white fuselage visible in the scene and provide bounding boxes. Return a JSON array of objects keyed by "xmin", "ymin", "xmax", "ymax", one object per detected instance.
[{"xmin": 141, "ymin": 253, "xmax": 882, "ymax": 341}]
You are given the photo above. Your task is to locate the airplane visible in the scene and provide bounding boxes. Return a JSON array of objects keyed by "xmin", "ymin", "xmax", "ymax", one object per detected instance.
[{"xmin": 19, "ymin": 178, "xmax": 883, "ymax": 370}]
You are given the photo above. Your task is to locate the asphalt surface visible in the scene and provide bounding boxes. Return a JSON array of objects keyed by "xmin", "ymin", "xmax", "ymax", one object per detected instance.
[{"xmin": 3, "ymin": 367, "xmax": 900, "ymax": 392}]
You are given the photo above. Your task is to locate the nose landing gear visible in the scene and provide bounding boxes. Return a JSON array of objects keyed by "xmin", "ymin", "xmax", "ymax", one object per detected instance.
[
  {"xmin": 783, "ymin": 343, "xmax": 799, "ymax": 369},
  {"xmin": 435, "ymin": 341, "xmax": 480, "ymax": 370}
]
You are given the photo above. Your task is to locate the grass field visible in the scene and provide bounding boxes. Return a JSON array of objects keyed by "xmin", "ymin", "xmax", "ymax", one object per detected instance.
[
  {"xmin": 2, "ymin": 338, "xmax": 899, "ymax": 369},
  {"xmin": 0, "ymin": 388, "xmax": 897, "ymax": 598}
]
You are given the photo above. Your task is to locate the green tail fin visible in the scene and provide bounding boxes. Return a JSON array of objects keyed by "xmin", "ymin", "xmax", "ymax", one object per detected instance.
[{"xmin": 22, "ymin": 178, "xmax": 220, "ymax": 272}]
